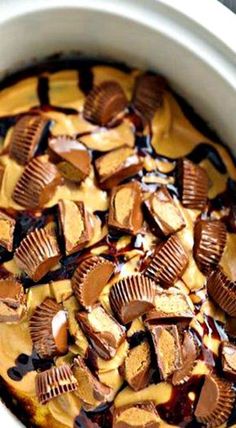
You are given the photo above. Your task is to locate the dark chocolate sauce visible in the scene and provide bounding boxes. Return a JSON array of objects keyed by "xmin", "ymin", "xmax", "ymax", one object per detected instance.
[
  {"xmin": 37, "ymin": 76, "xmax": 50, "ymax": 107},
  {"xmin": 7, "ymin": 350, "xmax": 53, "ymax": 382}
]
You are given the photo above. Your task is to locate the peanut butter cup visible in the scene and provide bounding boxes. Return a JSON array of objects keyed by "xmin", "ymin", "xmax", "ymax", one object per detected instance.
[
  {"xmin": 194, "ymin": 219, "xmax": 227, "ymax": 274},
  {"xmin": 9, "ymin": 115, "xmax": 49, "ymax": 165},
  {"xmin": 77, "ymin": 305, "xmax": 125, "ymax": 359},
  {"xmin": 0, "ymin": 210, "xmax": 15, "ymax": 251},
  {"xmin": 109, "ymin": 274, "xmax": 155, "ymax": 324},
  {"xmin": 108, "ymin": 182, "xmax": 143, "ymax": 235},
  {"xmin": 178, "ymin": 159, "xmax": 209, "ymax": 209},
  {"xmin": 132, "ymin": 73, "xmax": 166, "ymax": 121},
  {"xmin": 195, "ymin": 374, "xmax": 235, "ymax": 427},
  {"xmin": 72, "ymin": 256, "xmax": 115, "ymax": 308},
  {"xmin": 14, "ymin": 227, "xmax": 61, "ymax": 281},
  {"xmin": 83, "ymin": 81, "xmax": 128, "ymax": 126},
  {"xmin": 73, "ymin": 356, "xmax": 111, "ymax": 411},
  {"xmin": 124, "ymin": 341, "xmax": 151, "ymax": 391},
  {"xmin": 0, "ymin": 278, "xmax": 24, "ymax": 322},
  {"xmin": 207, "ymin": 267, "xmax": 236, "ymax": 317},
  {"xmin": 172, "ymin": 332, "xmax": 198, "ymax": 385},
  {"xmin": 145, "ymin": 290, "xmax": 194, "ymax": 323},
  {"xmin": 144, "ymin": 187, "xmax": 185, "ymax": 237},
  {"xmin": 145, "ymin": 235, "xmax": 188, "ymax": 287},
  {"xmin": 49, "ymin": 136, "xmax": 91, "ymax": 182},
  {"xmin": 58, "ymin": 200, "xmax": 92, "ymax": 255},
  {"xmin": 29, "ymin": 298, "xmax": 68, "ymax": 358},
  {"xmin": 149, "ymin": 324, "xmax": 183, "ymax": 380},
  {"xmin": 113, "ymin": 402, "xmax": 161, "ymax": 428},
  {"xmin": 220, "ymin": 341, "xmax": 236, "ymax": 382},
  {"xmin": 13, "ymin": 156, "xmax": 62, "ymax": 208},
  {"xmin": 35, "ymin": 364, "xmax": 78, "ymax": 405},
  {"xmin": 95, "ymin": 147, "xmax": 143, "ymax": 189}
]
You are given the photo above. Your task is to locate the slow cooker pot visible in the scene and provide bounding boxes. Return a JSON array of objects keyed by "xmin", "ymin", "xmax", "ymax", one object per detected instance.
[{"xmin": 0, "ymin": 0, "xmax": 235, "ymax": 426}]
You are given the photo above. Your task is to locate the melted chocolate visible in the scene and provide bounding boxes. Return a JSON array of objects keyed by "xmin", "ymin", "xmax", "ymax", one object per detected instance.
[{"xmin": 7, "ymin": 351, "xmax": 53, "ymax": 382}]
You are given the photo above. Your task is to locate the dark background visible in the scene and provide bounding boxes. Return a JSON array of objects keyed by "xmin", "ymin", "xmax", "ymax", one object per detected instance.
[{"xmin": 219, "ymin": 0, "xmax": 236, "ymax": 13}]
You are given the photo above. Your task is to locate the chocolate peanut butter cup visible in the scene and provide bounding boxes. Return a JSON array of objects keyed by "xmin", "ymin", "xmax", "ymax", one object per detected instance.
[
  {"xmin": 29, "ymin": 298, "xmax": 68, "ymax": 358},
  {"xmin": 83, "ymin": 80, "xmax": 128, "ymax": 126},
  {"xmin": 194, "ymin": 219, "xmax": 227, "ymax": 274},
  {"xmin": 77, "ymin": 305, "xmax": 125, "ymax": 360},
  {"xmin": 145, "ymin": 235, "xmax": 189, "ymax": 287},
  {"xmin": 132, "ymin": 73, "xmax": 166, "ymax": 121},
  {"xmin": 9, "ymin": 115, "xmax": 49, "ymax": 165},
  {"xmin": 14, "ymin": 227, "xmax": 61, "ymax": 281},
  {"xmin": 49, "ymin": 136, "xmax": 91, "ymax": 182},
  {"xmin": 178, "ymin": 159, "xmax": 209, "ymax": 210},
  {"xmin": 195, "ymin": 374, "xmax": 235, "ymax": 427},
  {"xmin": 149, "ymin": 324, "xmax": 183, "ymax": 380},
  {"xmin": 13, "ymin": 156, "xmax": 62, "ymax": 208},
  {"xmin": 145, "ymin": 290, "xmax": 194, "ymax": 323},
  {"xmin": 108, "ymin": 182, "xmax": 143, "ymax": 235},
  {"xmin": 109, "ymin": 274, "xmax": 155, "ymax": 324},
  {"xmin": 113, "ymin": 402, "xmax": 161, "ymax": 428},
  {"xmin": 172, "ymin": 331, "xmax": 198, "ymax": 385},
  {"xmin": 220, "ymin": 341, "xmax": 236, "ymax": 382},
  {"xmin": 95, "ymin": 147, "xmax": 143, "ymax": 190},
  {"xmin": 0, "ymin": 278, "xmax": 25, "ymax": 322},
  {"xmin": 35, "ymin": 364, "xmax": 78, "ymax": 405},
  {"xmin": 144, "ymin": 187, "xmax": 185, "ymax": 237},
  {"xmin": 0, "ymin": 210, "xmax": 16, "ymax": 252},
  {"xmin": 124, "ymin": 341, "xmax": 151, "ymax": 391},
  {"xmin": 72, "ymin": 256, "xmax": 115, "ymax": 308},
  {"xmin": 207, "ymin": 267, "xmax": 236, "ymax": 317},
  {"xmin": 73, "ymin": 356, "xmax": 111, "ymax": 411},
  {"xmin": 58, "ymin": 200, "xmax": 92, "ymax": 255}
]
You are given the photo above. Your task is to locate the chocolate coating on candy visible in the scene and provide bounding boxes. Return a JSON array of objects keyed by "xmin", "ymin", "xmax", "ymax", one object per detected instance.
[
  {"xmin": 195, "ymin": 374, "xmax": 235, "ymax": 427},
  {"xmin": 145, "ymin": 235, "xmax": 188, "ymax": 287},
  {"xmin": 149, "ymin": 324, "xmax": 183, "ymax": 380},
  {"xmin": 14, "ymin": 227, "xmax": 61, "ymax": 281},
  {"xmin": 220, "ymin": 341, "xmax": 236, "ymax": 382},
  {"xmin": 72, "ymin": 356, "xmax": 111, "ymax": 411},
  {"xmin": 178, "ymin": 158, "xmax": 209, "ymax": 209},
  {"xmin": 72, "ymin": 256, "xmax": 115, "ymax": 308},
  {"xmin": 58, "ymin": 199, "xmax": 91, "ymax": 255},
  {"xmin": 109, "ymin": 274, "xmax": 155, "ymax": 324},
  {"xmin": 77, "ymin": 305, "xmax": 126, "ymax": 360},
  {"xmin": 95, "ymin": 147, "xmax": 143, "ymax": 189},
  {"xmin": 144, "ymin": 187, "xmax": 185, "ymax": 237},
  {"xmin": 49, "ymin": 136, "xmax": 91, "ymax": 182},
  {"xmin": 124, "ymin": 341, "xmax": 151, "ymax": 391},
  {"xmin": 0, "ymin": 278, "xmax": 24, "ymax": 322},
  {"xmin": 194, "ymin": 219, "xmax": 227, "ymax": 274},
  {"xmin": 108, "ymin": 182, "xmax": 143, "ymax": 235},
  {"xmin": 83, "ymin": 80, "xmax": 128, "ymax": 126},
  {"xmin": 0, "ymin": 210, "xmax": 15, "ymax": 251},
  {"xmin": 172, "ymin": 332, "xmax": 198, "ymax": 385},
  {"xmin": 113, "ymin": 401, "xmax": 161, "ymax": 428},
  {"xmin": 132, "ymin": 73, "xmax": 166, "ymax": 121},
  {"xmin": 207, "ymin": 267, "xmax": 236, "ymax": 317},
  {"xmin": 9, "ymin": 115, "xmax": 49, "ymax": 165},
  {"xmin": 35, "ymin": 364, "xmax": 78, "ymax": 405},
  {"xmin": 145, "ymin": 290, "xmax": 194, "ymax": 323},
  {"xmin": 13, "ymin": 156, "xmax": 62, "ymax": 208},
  {"xmin": 29, "ymin": 298, "xmax": 68, "ymax": 359}
]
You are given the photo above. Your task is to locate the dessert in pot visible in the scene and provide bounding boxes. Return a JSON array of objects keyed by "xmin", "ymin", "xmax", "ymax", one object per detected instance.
[{"xmin": 0, "ymin": 58, "xmax": 235, "ymax": 428}]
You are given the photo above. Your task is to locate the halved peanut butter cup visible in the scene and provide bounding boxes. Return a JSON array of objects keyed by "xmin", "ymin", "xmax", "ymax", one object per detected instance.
[
  {"xmin": 113, "ymin": 402, "xmax": 161, "ymax": 428},
  {"xmin": 72, "ymin": 356, "xmax": 111, "ymax": 411},
  {"xmin": 0, "ymin": 278, "xmax": 25, "ymax": 323},
  {"xmin": 195, "ymin": 374, "xmax": 235, "ymax": 427},
  {"xmin": 35, "ymin": 364, "xmax": 78, "ymax": 405},
  {"xmin": 132, "ymin": 73, "xmax": 166, "ymax": 121},
  {"xmin": 83, "ymin": 81, "xmax": 128, "ymax": 126},
  {"xmin": 109, "ymin": 274, "xmax": 155, "ymax": 324},
  {"xmin": 172, "ymin": 331, "xmax": 198, "ymax": 385},
  {"xmin": 178, "ymin": 159, "xmax": 209, "ymax": 210},
  {"xmin": 194, "ymin": 219, "xmax": 227, "ymax": 274},
  {"xmin": 124, "ymin": 341, "xmax": 151, "ymax": 391},
  {"xmin": 14, "ymin": 227, "xmax": 60, "ymax": 281},
  {"xmin": 9, "ymin": 115, "xmax": 49, "ymax": 165},
  {"xmin": 207, "ymin": 267, "xmax": 236, "ymax": 317},
  {"xmin": 13, "ymin": 156, "xmax": 62, "ymax": 208},
  {"xmin": 0, "ymin": 210, "xmax": 16, "ymax": 252},
  {"xmin": 72, "ymin": 256, "xmax": 115, "ymax": 308},
  {"xmin": 29, "ymin": 298, "xmax": 68, "ymax": 358},
  {"xmin": 145, "ymin": 235, "xmax": 188, "ymax": 287}
]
